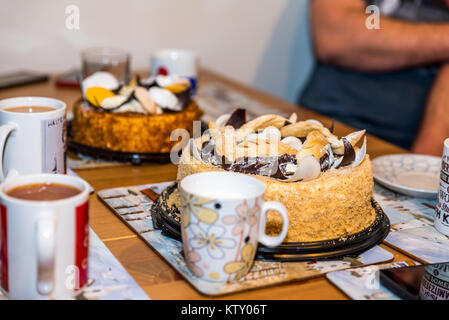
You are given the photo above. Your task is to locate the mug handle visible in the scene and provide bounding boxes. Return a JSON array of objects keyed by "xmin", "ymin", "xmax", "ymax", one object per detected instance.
[
  {"xmin": 35, "ymin": 214, "xmax": 56, "ymax": 296},
  {"xmin": 258, "ymin": 201, "xmax": 289, "ymax": 247},
  {"xmin": 0, "ymin": 123, "xmax": 19, "ymax": 182}
]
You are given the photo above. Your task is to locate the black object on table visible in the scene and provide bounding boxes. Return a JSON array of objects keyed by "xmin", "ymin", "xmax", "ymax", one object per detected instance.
[
  {"xmin": 0, "ymin": 70, "xmax": 48, "ymax": 90},
  {"xmin": 67, "ymin": 120, "xmax": 208, "ymax": 165},
  {"xmin": 151, "ymin": 183, "xmax": 390, "ymax": 262}
]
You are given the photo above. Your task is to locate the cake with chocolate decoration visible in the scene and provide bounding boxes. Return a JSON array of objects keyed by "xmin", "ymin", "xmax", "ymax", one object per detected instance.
[
  {"xmin": 71, "ymin": 71, "xmax": 203, "ymax": 153},
  {"xmin": 177, "ymin": 108, "xmax": 375, "ymax": 242}
]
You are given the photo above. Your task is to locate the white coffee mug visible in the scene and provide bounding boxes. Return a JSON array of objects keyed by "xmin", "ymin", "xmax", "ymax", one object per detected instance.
[
  {"xmin": 435, "ymin": 138, "xmax": 449, "ymax": 236},
  {"xmin": 0, "ymin": 173, "xmax": 90, "ymax": 300},
  {"xmin": 151, "ymin": 49, "xmax": 198, "ymax": 93},
  {"xmin": 0, "ymin": 97, "xmax": 67, "ymax": 181},
  {"xmin": 180, "ymin": 172, "xmax": 288, "ymax": 282},
  {"xmin": 419, "ymin": 263, "xmax": 449, "ymax": 300}
]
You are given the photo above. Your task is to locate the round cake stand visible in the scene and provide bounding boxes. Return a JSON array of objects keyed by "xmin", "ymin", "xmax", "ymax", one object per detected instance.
[
  {"xmin": 151, "ymin": 183, "xmax": 390, "ymax": 262},
  {"xmin": 67, "ymin": 120, "xmax": 208, "ymax": 165}
]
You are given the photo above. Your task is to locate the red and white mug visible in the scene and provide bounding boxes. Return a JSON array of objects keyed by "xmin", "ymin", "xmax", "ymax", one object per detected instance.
[{"xmin": 0, "ymin": 173, "xmax": 90, "ymax": 299}]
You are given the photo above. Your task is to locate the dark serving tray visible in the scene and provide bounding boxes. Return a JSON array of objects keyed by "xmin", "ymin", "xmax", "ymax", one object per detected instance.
[
  {"xmin": 151, "ymin": 182, "xmax": 390, "ymax": 262},
  {"xmin": 67, "ymin": 120, "xmax": 208, "ymax": 165}
]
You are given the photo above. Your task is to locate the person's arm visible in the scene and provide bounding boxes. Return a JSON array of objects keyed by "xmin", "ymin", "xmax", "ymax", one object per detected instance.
[
  {"xmin": 411, "ymin": 64, "xmax": 449, "ymax": 155},
  {"xmin": 312, "ymin": 0, "xmax": 449, "ymax": 71}
]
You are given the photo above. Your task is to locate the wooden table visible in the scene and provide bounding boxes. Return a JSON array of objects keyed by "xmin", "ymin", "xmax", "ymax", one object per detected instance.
[{"xmin": 0, "ymin": 68, "xmax": 416, "ymax": 299}]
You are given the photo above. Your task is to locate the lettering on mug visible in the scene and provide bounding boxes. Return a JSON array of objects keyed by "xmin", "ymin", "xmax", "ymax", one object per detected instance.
[
  {"xmin": 442, "ymin": 160, "xmax": 449, "ymax": 174},
  {"xmin": 46, "ymin": 117, "xmax": 64, "ymax": 128}
]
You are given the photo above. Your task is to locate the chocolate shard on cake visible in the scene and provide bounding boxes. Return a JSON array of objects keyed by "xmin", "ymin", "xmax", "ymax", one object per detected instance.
[
  {"xmin": 224, "ymin": 108, "xmax": 247, "ymax": 129},
  {"xmin": 339, "ymin": 138, "xmax": 356, "ymax": 168}
]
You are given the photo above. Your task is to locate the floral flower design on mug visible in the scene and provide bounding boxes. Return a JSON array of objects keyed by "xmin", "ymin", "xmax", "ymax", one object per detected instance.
[
  {"xmin": 184, "ymin": 247, "xmax": 204, "ymax": 278},
  {"xmin": 181, "ymin": 191, "xmax": 219, "ymax": 227},
  {"xmin": 189, "ymin": 224, "xmax": 236, "ymax": 260},
  {"xmin": 222, "ymin": 200, "xmax": 260, "ymax": 235},
  {"xmin": 224, "ymin": 243, "xmax": 255, "ymax": 280}
]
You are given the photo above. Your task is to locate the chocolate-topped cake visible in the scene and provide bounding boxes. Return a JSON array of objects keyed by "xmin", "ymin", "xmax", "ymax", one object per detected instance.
[
  {"xmin": 71, "ymin": 72, "xmax": 203, "ymax": 153},
  {"xmin": 177, "ymin": 109, "xmax": 375, "ymax": 242}
]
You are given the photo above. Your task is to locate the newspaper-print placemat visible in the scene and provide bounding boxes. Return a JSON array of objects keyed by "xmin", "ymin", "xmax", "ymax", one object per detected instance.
[
  {"xmin": 326, "ymin": 261, "xmax": 420, "ymax": 300},
  {"xmin": 374, "ymin": 185, "xmax": 449, "ymax": 263},
  {"xmin": 0, "ymin": 229, "xmax": 149, "ymax": 300},
  {"xmin": 195, "ymin": 82, "xmax": 290, "ymax": 121},
  {"xmin": 97, "ymin": 181, "xmax": 393, "ymax": 296},
  {"xmin": 68, "ymin": 82, "xmax": 290, "ymax": 170}
]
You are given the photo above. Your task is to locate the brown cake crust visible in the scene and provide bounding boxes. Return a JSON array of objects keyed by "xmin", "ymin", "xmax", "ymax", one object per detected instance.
[
  {"xmin": 177, "ymin": 141, "xmax": 376, "ymax": 242},
  {"xmin": 72, "ymin": 100, "xmax": 203, "ymax": 153}
]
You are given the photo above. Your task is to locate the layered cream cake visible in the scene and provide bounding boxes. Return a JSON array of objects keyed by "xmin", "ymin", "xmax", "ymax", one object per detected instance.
[{"xmin": 177, "ymin": 109, "xmax": 375, "ymax": 242}]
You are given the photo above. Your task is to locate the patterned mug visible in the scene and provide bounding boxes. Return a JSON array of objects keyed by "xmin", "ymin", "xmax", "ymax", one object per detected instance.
[
  {"xmin": 436, "ymin": 138, "xmax": 449, "ymax": 236},
  {"xmin": 180, "ymin": 172, "xmax": 288, "ymax": 282},
  {"xmin": 419, "ymin": 263, "xmax": 449, "ymax": 300}
]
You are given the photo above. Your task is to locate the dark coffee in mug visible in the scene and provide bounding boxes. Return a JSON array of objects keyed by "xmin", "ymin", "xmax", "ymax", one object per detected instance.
[
  {"xmin": 4, "ymin": 106, "xmax": 56, "ymax": 113},
  {"xmin": 7, "ymin": 183, "xmax": 81, "ymax": 201}
]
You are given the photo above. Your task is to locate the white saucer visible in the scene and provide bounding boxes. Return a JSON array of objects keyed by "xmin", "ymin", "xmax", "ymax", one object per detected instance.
[{"xmin": 372, "ymin": 154, "xmax": 441, "ymax": 199}]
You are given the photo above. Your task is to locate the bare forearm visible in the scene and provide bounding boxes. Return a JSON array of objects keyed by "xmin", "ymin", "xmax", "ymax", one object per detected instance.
[
  {"xmin": 313, "ymin": 0, "xmax": 449, "ymax": 71},
  {"xmin": 412, "ymin": 64, "xmax": 449, "ymax": 155}
]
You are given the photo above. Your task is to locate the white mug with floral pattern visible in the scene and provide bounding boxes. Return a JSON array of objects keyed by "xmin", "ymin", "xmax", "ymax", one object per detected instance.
[{"xmin": 180, "ymin": 172, "xmax": 289, "ymax": 283}]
